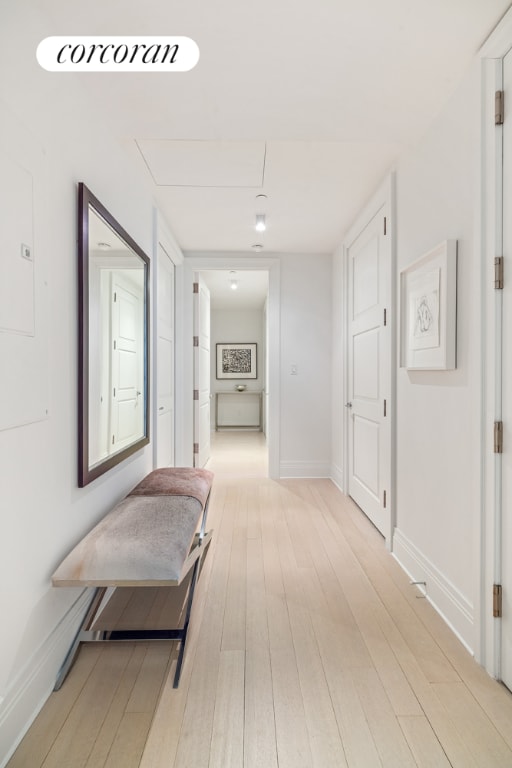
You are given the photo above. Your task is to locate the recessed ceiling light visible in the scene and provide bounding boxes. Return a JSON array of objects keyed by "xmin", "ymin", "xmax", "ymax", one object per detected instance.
[
  {"xmin": 252, "ymin": 244, "xmax": 264, "ymax": 251},
  {"xmin": 255, "ymin": 214, "xmax": 266, "ymax": 232}
]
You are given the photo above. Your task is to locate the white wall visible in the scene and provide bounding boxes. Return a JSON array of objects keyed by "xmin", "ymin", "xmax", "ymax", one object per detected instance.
[
  {"xmin": 331, "ymin": 242, "xmax": 345, "ymax": 489},
  {"xmin": 0, "ymin": 4, "xmax": 160, "ymax": 762},
  {"xmin": 332, "ymin": 60, "xmax": 483, "ymax": 653},
  {"xmin": 279, "ymin": 253, "xmax": 332, "ymax": 477},
  {"xmin": 210, "ymin": 307, "xmax": 266, "ymax": 427},
  {"xmin": 393, "ymin": 60, "xmax": 482, "ymax": 651}
]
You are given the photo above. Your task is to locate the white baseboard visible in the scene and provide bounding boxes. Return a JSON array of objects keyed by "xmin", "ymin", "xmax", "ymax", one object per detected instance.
[
  {"xmin": 279, "ymin": 460, "xmax": 331, "ymax": 478},
  {"xmin": 392, "ymin": 528, "xmax": 474, "ymax": 654},
  {"xmin": 330, "ymin": 463, "xmax": 344, "ymax": 493},
  {"xmin": 0, "ymin": 590, "xmax": 91, "ymax": 768}
]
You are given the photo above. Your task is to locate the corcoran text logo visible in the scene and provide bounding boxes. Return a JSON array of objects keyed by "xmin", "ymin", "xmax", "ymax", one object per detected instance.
[{"xmin": 36, "ymin": 36, "xmax": 200, "ymax": 72}]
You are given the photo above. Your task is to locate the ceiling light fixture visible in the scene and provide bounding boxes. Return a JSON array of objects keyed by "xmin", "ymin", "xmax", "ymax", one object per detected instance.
[
  {"xmin": 229, "ymin": 270, "xmax": 238, "ymax": 290},
  {"xmin": 255, "ymin": 213, "xmax": 266, "ymax": 232},
  {"xmin": 252, "ymin": 244, "xmax": 264, "ymax": 251}
]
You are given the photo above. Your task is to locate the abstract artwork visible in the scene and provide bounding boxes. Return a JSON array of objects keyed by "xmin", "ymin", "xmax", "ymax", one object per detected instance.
[
  {"xmin": 216, "ymin": 343, "xmax": 257, "ymax": 379},
  {"xmin": 400, "ymin": 241, "xmax": 457, "ymax": 370}
]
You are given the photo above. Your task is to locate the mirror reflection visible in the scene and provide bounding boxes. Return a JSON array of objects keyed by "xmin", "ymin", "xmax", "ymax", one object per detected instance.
[{"xmin": 78, "ymin": 184, "xmax": 149, "ymax": 486}]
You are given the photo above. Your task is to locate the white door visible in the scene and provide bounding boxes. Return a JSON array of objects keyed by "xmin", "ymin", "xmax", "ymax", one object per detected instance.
[
  {"xmin": 347, "ymin": 204, "xmax": 391, "ymax": 538},
  {"xmin": 156, "ymin": 243, "xmax": 175, "ymax": 467},
  {"xmin": 110, "ymin": 273, "xmax": 144, "ymax": 452},
  {"xmin": 193, "ymin": 275, "xmax": 211, "ymax": 467},
  {"xmin": 500, "ymin": 48, "xmax": 512, "ymax": 691}
]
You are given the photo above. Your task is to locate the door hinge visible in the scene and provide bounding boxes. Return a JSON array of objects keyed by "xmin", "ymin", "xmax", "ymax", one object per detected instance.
[
  {"xmin": 495, "ymin": 256, "xmax": 504, "ymax": 289},
  {"xmin": 193, "ymin": 282, "xmax": 199, "ymax": 293},
  {"xmin": 383, "ymin": 308, "xmax": 387, "ymax": 327},
  {"xmin": 495, "ymin": 90, "xmax": 504, "ymax": 126},
  {"xmin": 383, "ymin": 490, "xmax": 387, "ymax": 509},
  {"xmin": 193, "ymin": 389, "xmax": 199, "ymax": 400},
  {"xmin": 494, "ymin": 421, "xmax": 503, "ymax": 454},
  {"xmin": 113, "ymin": 339, "xmax": 117, "ymax": 350},
  {"xmin": 193, "ymin": 442, "xmax": 199, "ymax": 454},
  {"xmin": 113, "ymin": 387, "xmax": 116, "ymax": 397},
  {"xmin": 383, "ymin": 216, "xmax": 387, "ymax": 235},
  {"xmin": 113, "ymin": 292, "xmax": 117, "ymax": 302},
  {"xmin": 112, "ymin": 434, "xmax": 115, "ymax": 445},
  {"xmin": 193, "ymin": 335, "xmax": 199, "ymax": 347},
  {"xmin": 493, "ymin": 584, "xmax": 502, "ymax": 618},
  {"xmin": 384, "ymin": 399, "xmax": 387, "ymax": 417}
]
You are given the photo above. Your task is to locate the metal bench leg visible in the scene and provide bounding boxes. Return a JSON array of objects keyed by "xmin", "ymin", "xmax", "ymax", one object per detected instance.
[{"xmin": 54, "ymin": 587, "xmax": 107, "ymax": 691}]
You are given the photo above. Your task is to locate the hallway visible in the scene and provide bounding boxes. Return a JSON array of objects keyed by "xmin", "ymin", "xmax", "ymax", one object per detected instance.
[{"xmin": 8, "ymin": 432, "xmax": 512, "ymax": 767}]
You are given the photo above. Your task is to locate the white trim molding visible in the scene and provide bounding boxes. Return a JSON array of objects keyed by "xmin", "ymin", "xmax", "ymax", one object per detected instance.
[
  {"xmin": 279, "ymin": 460, "xmax": 331, "ymax": 479},
  {"xmin": 0, "ymin": 590, "xmax": 92, "ymax": 768},
  {"xmin": 393, "ymin": 528, "xmax": 475, "ymax": 654}
]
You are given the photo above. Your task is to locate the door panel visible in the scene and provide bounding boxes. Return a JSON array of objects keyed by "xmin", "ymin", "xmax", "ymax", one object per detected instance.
[
  {"xmin": 347, "ymin": 204, "xmax": 391, "ymax": 537},
  {"xmin": 353, "ymin": 328, "xmax": 380, "ymax": 399},
  {"xmin": 352, "ymin": 416, "xmax": 379, "ymax": 498}
]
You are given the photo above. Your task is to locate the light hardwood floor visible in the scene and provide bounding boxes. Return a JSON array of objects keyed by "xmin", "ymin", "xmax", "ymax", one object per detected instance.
[{"xmin": 8, "ymin": 431, "xmax": 512, "ymax": 767}]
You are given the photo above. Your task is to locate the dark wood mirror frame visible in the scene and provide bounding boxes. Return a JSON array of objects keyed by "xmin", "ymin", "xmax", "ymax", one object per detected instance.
[{"xmin": 78, "ymin": 182, "xmax": 150, "ymax": 487}]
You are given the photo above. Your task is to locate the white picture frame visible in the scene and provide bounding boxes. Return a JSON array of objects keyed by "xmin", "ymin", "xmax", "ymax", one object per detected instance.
[{"xmin": 400, "ymin": 240, "xmax": 457, "ymax": 370}]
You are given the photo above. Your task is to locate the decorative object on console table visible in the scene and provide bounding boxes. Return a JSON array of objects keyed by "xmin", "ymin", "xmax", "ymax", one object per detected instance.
[
  {"xmin": 400, "ymin": 240, "xmax": 457, "ymax": 370},
  {"xmin": 216, "ymin": 342, "xmax": 257, "ymax": 379}
]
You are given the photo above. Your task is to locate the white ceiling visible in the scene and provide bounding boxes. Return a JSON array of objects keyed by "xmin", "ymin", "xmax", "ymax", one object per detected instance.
[
  {"xmin": 40, "ymin": 0, "xmax": 511, "ymax": 254},
  {"xmin": 201, "ymin": 270, "xmax": 269, "ymax": 310}
]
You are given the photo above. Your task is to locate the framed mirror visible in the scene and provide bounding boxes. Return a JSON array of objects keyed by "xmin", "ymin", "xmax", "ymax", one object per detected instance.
[{"xmin": 78, "ymin": 183, "xmax": 150, "ymax": 487}]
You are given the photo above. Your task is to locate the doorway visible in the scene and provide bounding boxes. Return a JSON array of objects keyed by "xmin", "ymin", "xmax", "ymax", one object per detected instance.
[{"xmin": 181, "ymin": 256, "xmax": 280, "ymax": 478}]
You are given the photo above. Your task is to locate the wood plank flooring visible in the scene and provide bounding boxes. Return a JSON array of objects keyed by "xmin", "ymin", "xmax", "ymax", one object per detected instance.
[{"xmin": 7, "ymin": 431, "xmax": 512, "ymax": 767}]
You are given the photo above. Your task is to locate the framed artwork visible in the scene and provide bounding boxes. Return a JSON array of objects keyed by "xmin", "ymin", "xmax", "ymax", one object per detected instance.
[
  {"xmin": 216, "ymin": 342, "xmax": 257, "ymax": 379},
  {"xmin": 400, "ymin": 240, "xmax": 457, "ymax": 370}
]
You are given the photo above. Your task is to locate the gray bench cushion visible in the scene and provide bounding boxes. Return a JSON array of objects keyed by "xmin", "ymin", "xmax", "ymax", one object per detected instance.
[{"xmin": 52, "ymin": 468, "xmax": 214, "ymax": 588}]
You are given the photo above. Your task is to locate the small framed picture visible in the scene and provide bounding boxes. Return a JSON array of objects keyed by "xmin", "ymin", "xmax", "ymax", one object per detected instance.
[
  {"xmin": 216, "ymin": 343, "xmax": 257, "ymax": 379},
  {"xmin": 400, "ymin": 240, "xmax": 457, "ymax": 370}
]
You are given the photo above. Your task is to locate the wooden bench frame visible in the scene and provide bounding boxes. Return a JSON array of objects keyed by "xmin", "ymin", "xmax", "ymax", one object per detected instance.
[{"xmin": 54, "ymin": 482, "xmax": 212, "ymax": 691}]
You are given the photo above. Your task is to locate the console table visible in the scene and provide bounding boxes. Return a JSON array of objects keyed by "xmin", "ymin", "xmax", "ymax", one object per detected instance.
[{"xmin": 215, "ymin": 391, "xmax": 263, "ymax": 430}]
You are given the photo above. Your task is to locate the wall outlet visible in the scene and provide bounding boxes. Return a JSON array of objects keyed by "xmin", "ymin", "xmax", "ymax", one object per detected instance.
[{"xmin": 21, "ymin": 243, "xmax": 32, "ymax": 261}]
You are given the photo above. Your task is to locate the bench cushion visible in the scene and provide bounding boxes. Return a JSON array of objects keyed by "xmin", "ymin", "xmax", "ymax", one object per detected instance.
[
  {"xmin": 52, "ymin": 468, "xmax": 213, "ymax": 588},
  {"xmin": 128, "ymin": 467, "xmax": 213, "ymax": 507}
]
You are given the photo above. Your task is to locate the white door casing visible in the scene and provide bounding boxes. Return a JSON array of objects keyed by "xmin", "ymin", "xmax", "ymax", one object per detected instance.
[
  {"xmin": 500, "ymin": 47, "xmax": 512, "ymax": 692},
  {"xmin": 345, "ymin": 181, "xmax": 393, "ymax": 542},
  {"xmin": 193, "ymin": 275, "xmax": 211, "ymax": 468}
]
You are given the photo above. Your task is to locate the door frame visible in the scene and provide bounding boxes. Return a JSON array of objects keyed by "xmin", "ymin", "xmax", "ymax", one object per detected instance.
[
  {"xmin": 178, "ymin": 254, "xmax": 280, "ymax": 478},
  {"xmin": 343, "ymin": 173, "xmax": 396, "ymax": 548},
  {"xmin": 479, "ymin": 8, "xmax": 512, "ymax": 677}
]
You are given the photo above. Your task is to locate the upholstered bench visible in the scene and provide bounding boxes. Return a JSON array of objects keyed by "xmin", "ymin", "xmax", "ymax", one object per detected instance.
[{"xmin": 52, "ymin": 467, "xmax": 214, "ymax": 689}]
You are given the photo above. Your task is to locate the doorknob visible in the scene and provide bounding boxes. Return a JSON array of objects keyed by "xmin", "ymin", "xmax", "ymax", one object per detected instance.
[{"xmin": 345, "ymin": 402, "xmax": 352, "ymax": 408}]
